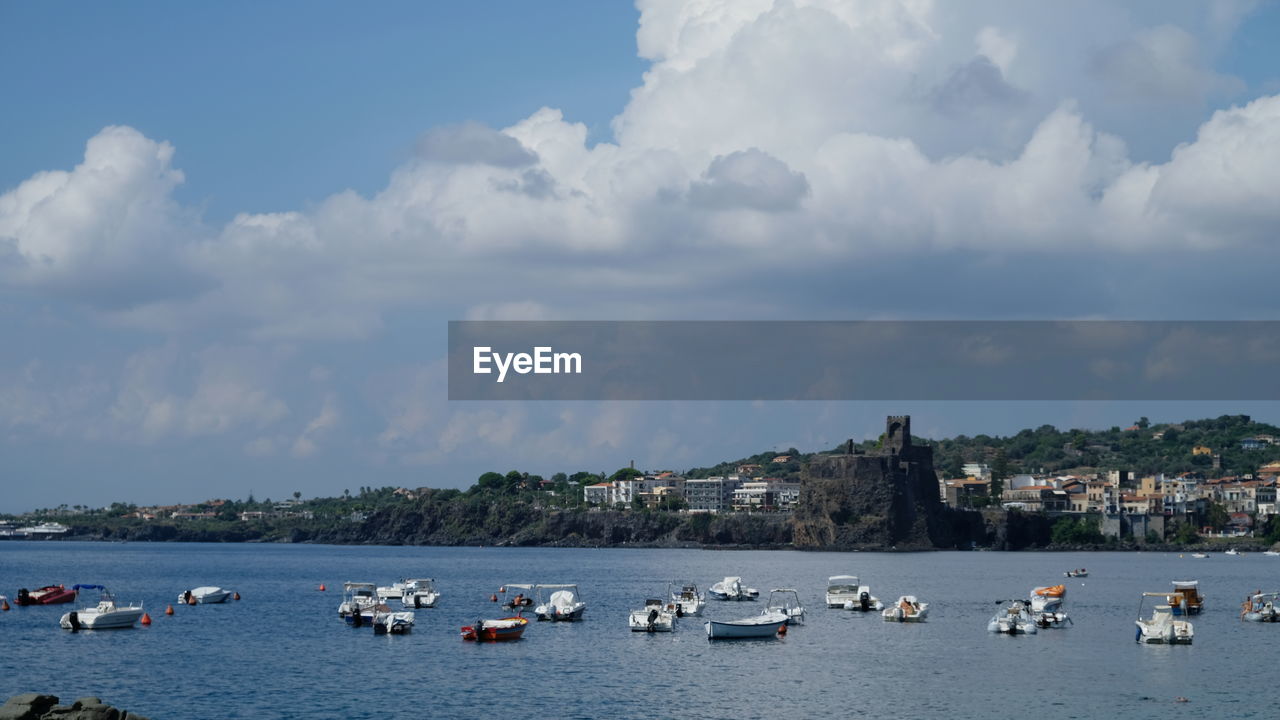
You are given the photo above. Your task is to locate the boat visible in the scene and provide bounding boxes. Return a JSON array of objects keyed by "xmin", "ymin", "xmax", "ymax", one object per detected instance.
[
  {"xmin": 1136, "ymin": 593, "xmax": 1193, "ymax": 644},
  {"xmin": 1064, "ymin": 568, "xmax": 1088, "ymax": 578},
  {"xmin": 14, "ymin": 585, "xmax": 76, "ymax": 606},
  {"xmin": 762, "ymin": 588, "xmax": 805, "ymax": 625},
  {"xmin": 337, "ymin": 582, "xmax": 379, "ymax": 620},
  {"xmin": 376, "ymin": 580, "xmax": 407, "ymax": 601},
  {"xmin": 705, "ymin": 611, "xmax": 789, "ymax": 639},
  {"xmin": 1225, "ymin": 548, "xmax": 1240, "ymax": 556},
  {"xmin": 400, "ymin": 578, "xmax": 440, "ymax": 609},
  {"xmin": 372, "ymin": 609, "xmax": 415, "ymax": 634},
  {"xmin": 58, "ymin": 585, "xmax": 144, "ymax": 630},
  {"xmin": 669, "ymin": 582, "xmax": 705, "ymax": 616},
  {"xmin": 461, "ymin": 616, "xmax": 528, "ymax": 642},
  {"xmin": 987, "ymin": 600, "xmax": 1037, "ymax": 635},
  {"xmin": 1264, "ymin": 551, "xmax": 1280, "ymax": 557},
  {"xmin": 1029, "ymin": 585, "xmax": 1070, "ymax": 628},
  {"xmin": 826, "ymin": 575, "xmax": 882, "ymax": 611},
  {"xmin": 177, "ymin": 586, "xmax": 231, "ymax": 604},
  {"xmin": 1191, "ymin": 553, "xmax": 1209, "ymax": 559},
  {"xmin": 629, "ymin": 598, "xmax": 677, "ymax": 632},
  {"xmin": 533, "ymin": 584, "xmax": 587, "ymax": 621},
  {"xmin": 708, "ymin": 576, "xmax": 759, "ymax": 601},
  {"xmin": 499, "ymin": 584, "xmax": 537, "ymax": 610},
  {"xmin": 882, "ymin": 595, "xmax": 928, "ymax": 623},
  {"xmin": 1243, "ymin": 592, "xmax": 1280, "ymax": 622},
  {"xmin": 1168, "ymin": 580, "xmax": 1203, "ymax": 616}
]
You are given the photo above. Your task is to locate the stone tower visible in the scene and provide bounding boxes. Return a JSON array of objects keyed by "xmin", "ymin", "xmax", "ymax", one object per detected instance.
[{"xmin": 885, "ymin": 415, "xmax": 911, "ymax": 454}]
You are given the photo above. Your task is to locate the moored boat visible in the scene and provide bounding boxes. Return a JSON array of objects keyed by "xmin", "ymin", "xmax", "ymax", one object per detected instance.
[
  {"xmin": 705, "ymin": 611, "xmax": 788, "ymax": 639},
  {"xmin": 670, "ymin": 582, "xmax": 705, "ymax": 616},
  {"xmin": 1243, "ymin": 591, "xmax": 1280, "ymax": 622},
  {"xmin": 58, "ymin": 585, "xmax": 144, "ymax": 631},
  {"xmin": 709, "ymin": 577, "xmax": 759, "ymax": 601},
  {"xmin": 1136, "ymin": 593, "xmax": 1193, "ymax": 644},
  {"xmin": 15, "ymin": 585, "xmax": 76, "ymax": 606},
  {"xmin": 1064, "ymin": 568, "xmax": 1088, "ymax": 578},
  {"xmin": 178, "ymin": 586, "xmax": 231, "ymax": 605},
  {"xmin": 882, "ymin": 595, "xmax": 928, "ymax": 623},
  {"xmin": 338, "ymin": 582, "xmax": 379, "ymax": 620},
  {"xmin": 762, "ymin": 588, "xmax": 805, "ymax": 625},
  {"xmin": 400, "ymin": 578, "xmax": 440, "ymax": 609},
  {"xmin": 1030, "ymin": 585, "xmax": 1070, "ymax": 627},
  {"xmin": 376, "ymin": 580, "xmax": 406, "ymax": 601},
  {"xmin": 534, "ymin": 584, "xmax": 587, "ymax": 621},
  {"xmin": 372, "ymin": 609, "xmax": 415, "ymax": 634},
  {"xmin": 1168, "ymin": 580, "xmax": 1203, "ymax": 616},
  {"xmin": 629, "ymin": 598, "xmax": 677, "ymax": 632},
  {"xmin": 988, "ymin": 600, "xmax": 1037, "ymax": 635},
  {"xmin": 461, "ymin": 616, "xmax": 528, "ymax": 642}
]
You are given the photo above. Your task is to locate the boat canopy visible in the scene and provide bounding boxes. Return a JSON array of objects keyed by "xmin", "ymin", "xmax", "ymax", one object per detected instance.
[
  {"xmin": 71, "ymin": 584, "xmax": 105, "ymax": 591},
  {"xmin": 343, "ymin": 582, "xmax": 376, "ymax": 590},
  {"xmin": 1172, "ymin": 580, "xmax": 1198, "ymax": 589},
  {"xmin": 827, "ymin": 575, "xmax": 859, "ymax": 589},
  {"xmin": 503, "ymin": 583, "xmax": 536, "ymax": 591},
  {"xmin": 538, "ymin": 584, "xmax": 579, "ymax": 590},
  {"xmin": 1032, "ymin": 585, "xmax": 1065, "ymax": 597}
]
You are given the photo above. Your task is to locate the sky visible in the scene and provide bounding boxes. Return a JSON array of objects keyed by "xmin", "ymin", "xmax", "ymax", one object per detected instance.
[{"xmin": 3, "ymin": 1, "xmax": 1280, "ymax": 512}]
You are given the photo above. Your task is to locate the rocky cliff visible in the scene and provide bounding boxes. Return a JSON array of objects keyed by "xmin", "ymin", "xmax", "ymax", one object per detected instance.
[{"xmin": 0, "ymin": 694, "xmax": 148, "ymax": 720}]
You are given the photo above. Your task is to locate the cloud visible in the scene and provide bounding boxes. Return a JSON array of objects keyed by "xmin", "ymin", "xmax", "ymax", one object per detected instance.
[
  {"xmin": 415, "ymin": 121, "xmax": 538, "ymax": 167},
  {"xmin": 1091, "ymin": 25, "xmax": 1244, "ymax": 104},
  {"xmin": 291, "ymin": 393, "xmax": 339, "ymax": 458},
  {"xmin": 688, "ymin": 149, "xmax": 809, "ymax": 212}
]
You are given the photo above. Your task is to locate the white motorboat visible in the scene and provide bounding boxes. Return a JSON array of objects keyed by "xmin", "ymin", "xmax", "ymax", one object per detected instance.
[
  {"xmin": 669, "ymin": 582, "xmax": 706, "ymax": 616},
  {"xmin": 988, "ymin": 600, "xmax": 1037, "ymax": 635},
  {"xmin": 1243, "ymin": 592, "xmax": 1280, "ymax": 623},
  {"xmin": 372, "ymin": 609, "xmax": 415, "ymax": 635},
  {"xmin": 629, "ymin": 597, "xmax": 677, "ymax": 632},
  {"xmin": 58, "ymin": 585, "xmax": 145, "ymax": 631},
  {"xmin": 400, "ymin": 578, "xmax": 440, "ymax": 609},
  {"xmin": 338, "ymin": 582, "xmax": 379, "ymax": 620},
  {"xmin": 1264, "ymin": 551, "xmax": 1280, "ymax": 557},
  {"xmin": 177, "ymin": 586, "xmax": 231, "ymax": 605},
  {"xmin": 1136, "ymin": 593, "xmax": 1193, "ymax": 644},
  {"xmin": 1225, "ymin": 548, "xmax": 1240, "ymax": 556},
  {"xmin": 1191, "ymin": 553, "xmax": 1209, "ymax": 559},
  {"xmin": 1064, "ymin": 569, "xmax": 1088, "ymax": 578},
  {"xmin": 826, "ymin": 575, "xmax": 882, "ymax": 611},
  {"xmin": 709, "ymin": 577, "xmax": 759, "ymax": 601},
  {"xmin": 763, "ymin": 588, "xmax": 805, "ymax": 625},
  {"xmin": 534, "ymin": 584, "xmax": 587, "ymax": 621},
  {"xmin": 376, "ymin": 580, "xmax": 406, "ymax": 601},
  {"xmin": 1030, "ymin": 585, "xmax": 1070, "ymax": 628},
  {"xmin": 882, "ymin": 595, "xmax": 928, "ymax": 623},
  {"xmin": 705, "ymin": 611, "xmax": 789, "ymax": 639}
]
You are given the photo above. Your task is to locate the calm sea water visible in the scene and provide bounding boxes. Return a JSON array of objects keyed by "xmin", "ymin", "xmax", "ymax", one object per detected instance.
[{"xmin": 0, "ymin": 542, "xmax": 1273, "ymax": 719}]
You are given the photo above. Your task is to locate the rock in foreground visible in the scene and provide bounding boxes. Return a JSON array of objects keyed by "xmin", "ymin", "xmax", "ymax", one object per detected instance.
[{"xmin": 0, "ymin": 694, "xmax": 149, "ymax": 720}]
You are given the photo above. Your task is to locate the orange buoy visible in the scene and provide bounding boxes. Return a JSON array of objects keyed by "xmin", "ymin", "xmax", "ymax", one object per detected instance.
[
  {"xmin": 165, "ymin": 604, "xmax": 174, "ymax": 615},
  {"xmin": 499, "ymin": 586, "xmax": 506, "ymax": 593},
  {"xmin": 318, "ymin": 584, "xmax": 326, "ymax": 592},
  {"xmin": 141, "ymin": 612, "xmax": 152, "ymax": 625},
  {"xmin": 233, "ymin": 592, "xmax": 240, "ymax": 601},
  {"xmin": 490, "ymin": 594, "xmax": 498, "ymax": 602},
  {"xmin": 1, "ymin": 599, "xmax": 9, "ymax": 611},
  {"xmin": 777, "ymin": 624, "xmax": 787, "ymax": 636}
]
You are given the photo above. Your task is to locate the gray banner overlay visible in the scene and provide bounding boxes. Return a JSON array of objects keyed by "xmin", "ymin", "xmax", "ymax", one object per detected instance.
[{"xmin": 448, "ymin": 321, "xmax": 1280, "ymax": 401}]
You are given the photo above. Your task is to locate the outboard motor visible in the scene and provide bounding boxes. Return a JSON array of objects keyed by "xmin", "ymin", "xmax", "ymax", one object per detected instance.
[
  {"xmin": 68, "ymin": 611, "xmax": 80, "ymax": 632},
  {"xmin": 675, "ymin": 605, "xmax": 683, "ymax": 618},
  {"xmin": 413, "ymin": 595, "xmax": 422, "ymax": 609},
  {"xmin": 17, "ymin": 588, "xmax": 29, "ymax": 605},
  {"xmin": 859, "ymin": 591, "xmax": 870, "ymax": 612},
  {"xmin": 647, "ymin": 608, "xmax": 659, "ymax": 632},
  {"xmin": 351, "ymin": 610, "xmax": 363, "ymax": 628}
]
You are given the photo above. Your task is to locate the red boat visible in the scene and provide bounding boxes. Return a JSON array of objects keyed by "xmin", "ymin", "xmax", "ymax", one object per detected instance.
[
  {"xmin": 461, "ymin": 616, "xmax": 528, "ymax": 642},
  {"xmin": 15, "ymin": 585, "xmax": 77, "ymax": 606}
]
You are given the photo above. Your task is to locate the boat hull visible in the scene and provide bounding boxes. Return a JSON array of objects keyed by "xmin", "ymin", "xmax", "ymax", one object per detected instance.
[
  {"xmin": 705, "ymin": 616, "xmax": 787, "ymax": 639},
  {"xmin": 461, "ymin": 617, "xmax": 528, "ymax": 642},
  {"xmin": 15, "ymin": 586, "xmax": 76, "ymax": 606},
  {"xmin": 60, "ymin": 607, "xmax": 145, "ymax": 630},
  {"xmin": 401, "ymin": 593, "xmax": 439, "ymax": 609},
  {"xmin": 629, "ymin": 610, "xmax": 675, "ymax": 632}
]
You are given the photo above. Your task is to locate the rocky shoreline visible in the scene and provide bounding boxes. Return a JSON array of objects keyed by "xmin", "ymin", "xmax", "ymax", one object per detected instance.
[{"xmin": 0, "ymin": 694, "xmax": 148, "ymax": 720}]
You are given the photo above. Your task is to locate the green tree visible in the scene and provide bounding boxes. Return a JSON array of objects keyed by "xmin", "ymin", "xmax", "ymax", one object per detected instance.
[
  {"xmin": 1205, "ymin": 502, "xmax": 1229, "ymax": 532},
  {"xmin": 990, "ymin": 449, "xmax": 1012, "ymax": 499}
]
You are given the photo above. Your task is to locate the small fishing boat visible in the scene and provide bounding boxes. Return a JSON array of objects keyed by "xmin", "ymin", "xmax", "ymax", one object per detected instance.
[
  {"xmin": 669, "ymin": 582, "xmax": 705, "ymax": 616},
  {"xmin": 372, "ymin": 609, "xmax": 415, "ymax": 634},
  {"xmin": 1225, "ymin": 548, "xmax": 1240, "ymax": 556},
  {"xmin": 1264, "ymin": 550, "xmax": 1280, "ymax": 557},
  {"xmin": 376, "ymin": 580, "xmax": 407, "ymax": 602},
  {"xmin": 14, "ymin": 585, "xmax": 76, "ymax": 606},
  {"xmin": 400, "ymin": 578, "xmax": 439, "ymax": 609},
  {"xmin": 533, "ymin": 584, "xmax": 587, "ymax": 621},
  {"xmin": 1064, "ymin": 568, "xmax": 1088, "ymax": 578},
  {"xmin": 1029, "ymin": 586, "xmax": 1071, "ymax": 628},
  {"xmin": 1136, "ymin": 593, "xmax": 1193, "ymax": 644},
  {"xmin": 1191, "ymin": 553, "xmax": 1209, "ymax": 559},
  {"xmin": 1243, "ymin": 592, "xmax": 1280, "ymax": 622},
  {"xmin": 705, "ymin": 611, "xmax": 788, "ymax": 639},
  {"xmin": 337, "ymin": 582, "xmax": 379, "ymax": 620},
  {"xmin": 177, "ymin": 586, "xmax": 232, "ymax": 605},
  {"xmin": 58, "ymin": 585, "xmax": 145, "ymax": 631},
  {"xmin": 762, "ymin": 588, "xmax": 805, "ymax": 625},
  {"xmin": 461, "ymin": 616, "xmax": 528, "ymax": 642},
  {"xmin": 709, "ymin": 577, "xmax": 759, "ymax": 601},
  {"xmin": 629, "ymin": 598, "xmax": 677, "ymax": 632},
  {"xmin": 882, "ymin": 595, "xmax": 928, "ymax": 623},
  {"xmin": 988, "ymin": 600, "xmax": 1037, "ymax": 635},
  {"xmin": 1168, "ymin": 580, "xmax": 1203, "ymax": 616},
  {"xmin": 825, "ymin": 575, "xmax": 862, "ymax": 608},
  {"xmin": 499, "ymin": 584, "xmax": 537, "ymax": 610}
]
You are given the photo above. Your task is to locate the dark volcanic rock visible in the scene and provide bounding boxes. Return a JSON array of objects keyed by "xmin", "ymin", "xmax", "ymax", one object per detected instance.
[
  {"xmin": 0, "ymin": 695, "xmax": 146, "ymax": 720},
  {"xmin": 792, "ymin": 416, "xmax": 965, "ymax": 550}
]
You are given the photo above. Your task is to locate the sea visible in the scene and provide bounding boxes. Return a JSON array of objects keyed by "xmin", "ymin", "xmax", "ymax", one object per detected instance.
[{"xmin": 0, "ymin": 542, "xmax": 1273, "ymax": 719}]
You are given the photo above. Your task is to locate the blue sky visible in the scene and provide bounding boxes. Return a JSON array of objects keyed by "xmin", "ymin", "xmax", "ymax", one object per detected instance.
[{"xmin": 3, "ymin": 1, "xmax": 1280, "ymax": 512}]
